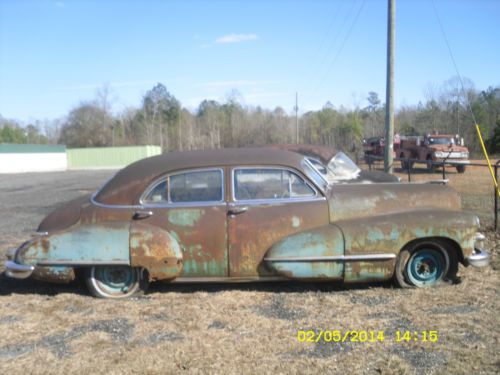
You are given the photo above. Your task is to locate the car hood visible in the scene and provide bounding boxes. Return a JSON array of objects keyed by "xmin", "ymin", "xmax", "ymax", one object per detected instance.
[
  {"xmin": 333, "ymin": 170, "xmax": 400, "ymax": 184},
  {"xmin": 37, "ymin": 194, "xmax": 91, "ymax": 233},
  {"xmin": 326, "ymin": 182, "xmax": 461, "ymax": 222}
]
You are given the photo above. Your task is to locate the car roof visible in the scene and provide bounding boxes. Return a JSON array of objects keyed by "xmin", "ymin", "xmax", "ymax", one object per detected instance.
[{"xmin": 94, "ymin": 147, "xmax": 307, "ymax": 205}]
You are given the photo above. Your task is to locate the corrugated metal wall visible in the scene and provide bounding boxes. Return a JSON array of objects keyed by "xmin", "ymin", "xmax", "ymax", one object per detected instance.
[{"xmin": 67, "ymin": 145, "xmax": 162, "ymax": 169}]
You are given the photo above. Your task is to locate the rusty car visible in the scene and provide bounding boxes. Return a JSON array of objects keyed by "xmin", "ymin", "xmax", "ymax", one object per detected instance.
[{"xmin": 4, "ymin": 148, "xmax": 490, "ymax": 298}]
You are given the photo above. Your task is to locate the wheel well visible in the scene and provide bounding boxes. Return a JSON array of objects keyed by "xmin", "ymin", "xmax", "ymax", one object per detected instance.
[{"xmin": 401, "ymin": 237, "xmax": 464, "ymax": 264}]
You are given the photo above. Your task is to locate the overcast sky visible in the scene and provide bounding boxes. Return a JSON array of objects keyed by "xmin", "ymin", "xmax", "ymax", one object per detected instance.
[{"xmin": 1, "ymin": 0, "xmax": 499, "ymax": 123}]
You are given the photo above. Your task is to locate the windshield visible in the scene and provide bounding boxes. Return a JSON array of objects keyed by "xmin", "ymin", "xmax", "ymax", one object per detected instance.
[
  {"xmin": 327, "ymin": 152, "xmax": 361, "ymax": 179},
  {"xmin": 428, "ymin": 137, "xmax": 455, "ymax": 145},
  {"xmin": 305, "ymin": 152, "xmax": 361, "ymax": 184}
]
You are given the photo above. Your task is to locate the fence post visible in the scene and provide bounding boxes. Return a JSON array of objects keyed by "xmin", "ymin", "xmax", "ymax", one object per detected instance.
[
  {"xmin": 407, "ymin": 157, "xmax": 411, "ymax": 182},
  {"xmin": 495, "ymin": 164, "xmax": 498, "ymax": 231}
]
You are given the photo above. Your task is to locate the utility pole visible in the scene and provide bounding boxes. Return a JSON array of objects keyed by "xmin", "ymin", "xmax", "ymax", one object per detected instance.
[
  {"xmin": 294, "ymin": 92, "xmax": 299, "ymax": 144},
  {"xmin": 384, "ymin": 0, "xmax": 395, "ymax": 173}
]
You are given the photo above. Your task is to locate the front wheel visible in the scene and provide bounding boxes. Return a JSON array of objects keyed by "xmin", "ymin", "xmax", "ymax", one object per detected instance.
[
  {"xmin": 456, "ymin": 165, "xmax": 466, "ymax": 173},
  {"xmin": 395, "ymin": 241, "xmax": 458, "ymax": 288},
  {"xmin": 85, "ymin": 266, "xmax": 148, "ymax": 298}
]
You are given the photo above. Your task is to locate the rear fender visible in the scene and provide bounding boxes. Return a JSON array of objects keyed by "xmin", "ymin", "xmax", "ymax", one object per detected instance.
[
  {"xmin": 19, "ymin": 222, "xmax": 183, "ymax": 282},
  {"xmin": 130, "ymin": 222, "xmax": 183, "ymax": 281},
  {"xmin": 19, "ymin": 222, "xmax": 132, "ymax": 283},
  {"xmin": 20, "ymin": 222, "xmax": 131, "ymax": 266}
]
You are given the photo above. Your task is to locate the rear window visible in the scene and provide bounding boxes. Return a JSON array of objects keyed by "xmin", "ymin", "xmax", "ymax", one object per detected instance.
[{"xmin": 142, "ymin": 169, "xmax": 223, "ymax": 204}]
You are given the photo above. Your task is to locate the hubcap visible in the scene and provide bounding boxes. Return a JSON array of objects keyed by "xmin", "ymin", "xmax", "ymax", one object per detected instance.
[
  {"xmin": 407, "ymin": 249, "xmax": 444, "ymax": 286},
  {"xmin": 94, "ymin": 266, "xmax": 137, "ymax": 295}
]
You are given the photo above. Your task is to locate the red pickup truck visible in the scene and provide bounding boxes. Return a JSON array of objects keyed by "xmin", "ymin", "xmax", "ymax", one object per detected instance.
[{"xmin": 363, "ymin": 134, "xmax": 470, "ymax": 173}]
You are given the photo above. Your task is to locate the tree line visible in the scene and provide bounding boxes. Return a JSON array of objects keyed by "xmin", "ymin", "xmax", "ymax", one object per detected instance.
[{"xmin": 1, "ymin": 77, "xmax": 499, "ymax": 156}]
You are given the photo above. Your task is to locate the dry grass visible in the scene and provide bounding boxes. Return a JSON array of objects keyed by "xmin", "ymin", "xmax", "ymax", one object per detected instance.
[{"xmin": 0, "ymin": 166, "xmax": 499, "ymax": 374}]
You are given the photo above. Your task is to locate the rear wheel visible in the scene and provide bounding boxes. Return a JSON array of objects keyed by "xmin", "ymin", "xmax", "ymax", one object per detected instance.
[
  {"xmin": 395, "ymin": 240, "xmax": 458, "ymax": 288},
  {"xmin": 85, "ymin": 266, "xmax": 148, "ymax": 298},
  {"xmin": 456, "ymin": 165, "xmax": 466, "ymax": 173}
]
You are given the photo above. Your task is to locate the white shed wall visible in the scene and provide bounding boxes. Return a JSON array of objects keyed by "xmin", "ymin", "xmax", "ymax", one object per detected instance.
[{"xmin": 0, "ymin": 153, "xmax": 68, "ymax": 173}]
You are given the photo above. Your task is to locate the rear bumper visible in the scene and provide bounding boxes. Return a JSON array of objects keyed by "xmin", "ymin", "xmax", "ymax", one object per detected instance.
[
  {"xmin": 4, "ymin": 247, "xmax": 34, "ymax": 279},
  {"xmin": 5, "ymin": 260, "xmax": 35, "ymax": 279}
]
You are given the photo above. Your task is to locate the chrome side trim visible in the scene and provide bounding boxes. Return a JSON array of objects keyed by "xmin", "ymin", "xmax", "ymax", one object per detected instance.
[
  {"xmin": 91, "ymin": 194, "xmax": 142, "ymax": 209},
  {"xmin": 264, "ymin": 254, "xmax": 396, "ymax": 262},
  {"xmin": 171, "ymin": 276, "xmax": 288, "ymax": 283},
  {"xmin": 32, "ymin": 231, "xmax": 48, "ymax": 237},
  {"xmin": 230, "ymin": 196, "xmax": 327, "ymax": 206},
  {"xmin": 36, "ymin": 260, "xmax": 130, "ymax": 266},
  {"xmin": 141, "ymin": 201, "xmax": 228, "ymax": 209}
]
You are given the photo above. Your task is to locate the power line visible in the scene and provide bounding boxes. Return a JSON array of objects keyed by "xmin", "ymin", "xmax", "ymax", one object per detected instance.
[
  {"xmin": 430, "ymin": 0, "xmax": 477, "ymax": 125},
  {"xmin": 303, "ymin": 0, "xmax": 367, "ymax": 111},
  {"xmin": 298, "ymin": 1, "xmax": 355, "ymax": 112},
  {"xmin": 305, "ymin": 0, "xmax": 345, "ymax": 75},
  {"xmin": 307, "ymin": 1, "xmax": 357, "ymax": 85}
]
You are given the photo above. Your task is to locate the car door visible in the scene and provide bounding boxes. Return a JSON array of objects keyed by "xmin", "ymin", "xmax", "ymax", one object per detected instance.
[
  {"xmin": 140, "ymin": 168, "xmax": 228, "ymax": 277},
  {"xmin": 227, "ymin": 166, "xmax": 330, "ymax": 277}
]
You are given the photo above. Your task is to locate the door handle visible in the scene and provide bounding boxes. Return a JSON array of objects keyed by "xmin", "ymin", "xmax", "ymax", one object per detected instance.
[
  {"xmin": 133, "ymin": 210, "xmax": 153, "ymax": 220},
  {"xmin": 227, "ymin": 206, "xmax": 248, "ymax": 216}
]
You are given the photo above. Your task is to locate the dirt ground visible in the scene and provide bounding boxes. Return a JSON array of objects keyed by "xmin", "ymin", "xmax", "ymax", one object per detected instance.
[{"xmin": 0, "ymin": 166, "xmax": 498, "ymax": 375}]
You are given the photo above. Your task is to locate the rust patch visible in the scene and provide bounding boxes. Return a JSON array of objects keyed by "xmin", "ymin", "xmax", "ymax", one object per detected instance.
[
  {"xmin": 32, "ymin": 266, "xmax": 75, "ymax": 283},
  {"xmin": 130, "ymin": 222, "xmax": 183, "ymax": 281},
  {"xmin": 228, "ymin": 199, "xmax": 330, "ymax": 277}
]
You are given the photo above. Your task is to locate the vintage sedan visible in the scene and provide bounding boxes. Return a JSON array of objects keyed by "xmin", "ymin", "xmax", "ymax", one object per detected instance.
[{"xmin": 4, "ymin": 148, "xmax": 490, "ymax": 298}]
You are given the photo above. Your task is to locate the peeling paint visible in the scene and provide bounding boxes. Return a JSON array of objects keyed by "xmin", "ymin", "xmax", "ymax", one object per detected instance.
[
  {"xmin": 168, "ymin": 209, "xmax": 204, "ymax": 227},
  {"xmin": 292, "ymin": 216, "xmax": 301, "ymax": 228}
]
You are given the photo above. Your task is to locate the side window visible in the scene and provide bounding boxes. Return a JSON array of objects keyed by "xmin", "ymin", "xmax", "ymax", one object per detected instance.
[
  {"xmin": 143, "ymin": 179, "xmax": 168, "ymax": 203},
  {"xmin": 142, "ymin": 169, "xmax": 223, "ymax": 204},
  {"xmin": 290, "ymin": 173, "xmax": 315, "ymax": 197},
  {"xmin": 234, "ymin": 168, "xmax": 315, "ymax": 201},
  {"xmin": 170, "ymin": 170, "xmax": 222, "ymax": 202}
]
